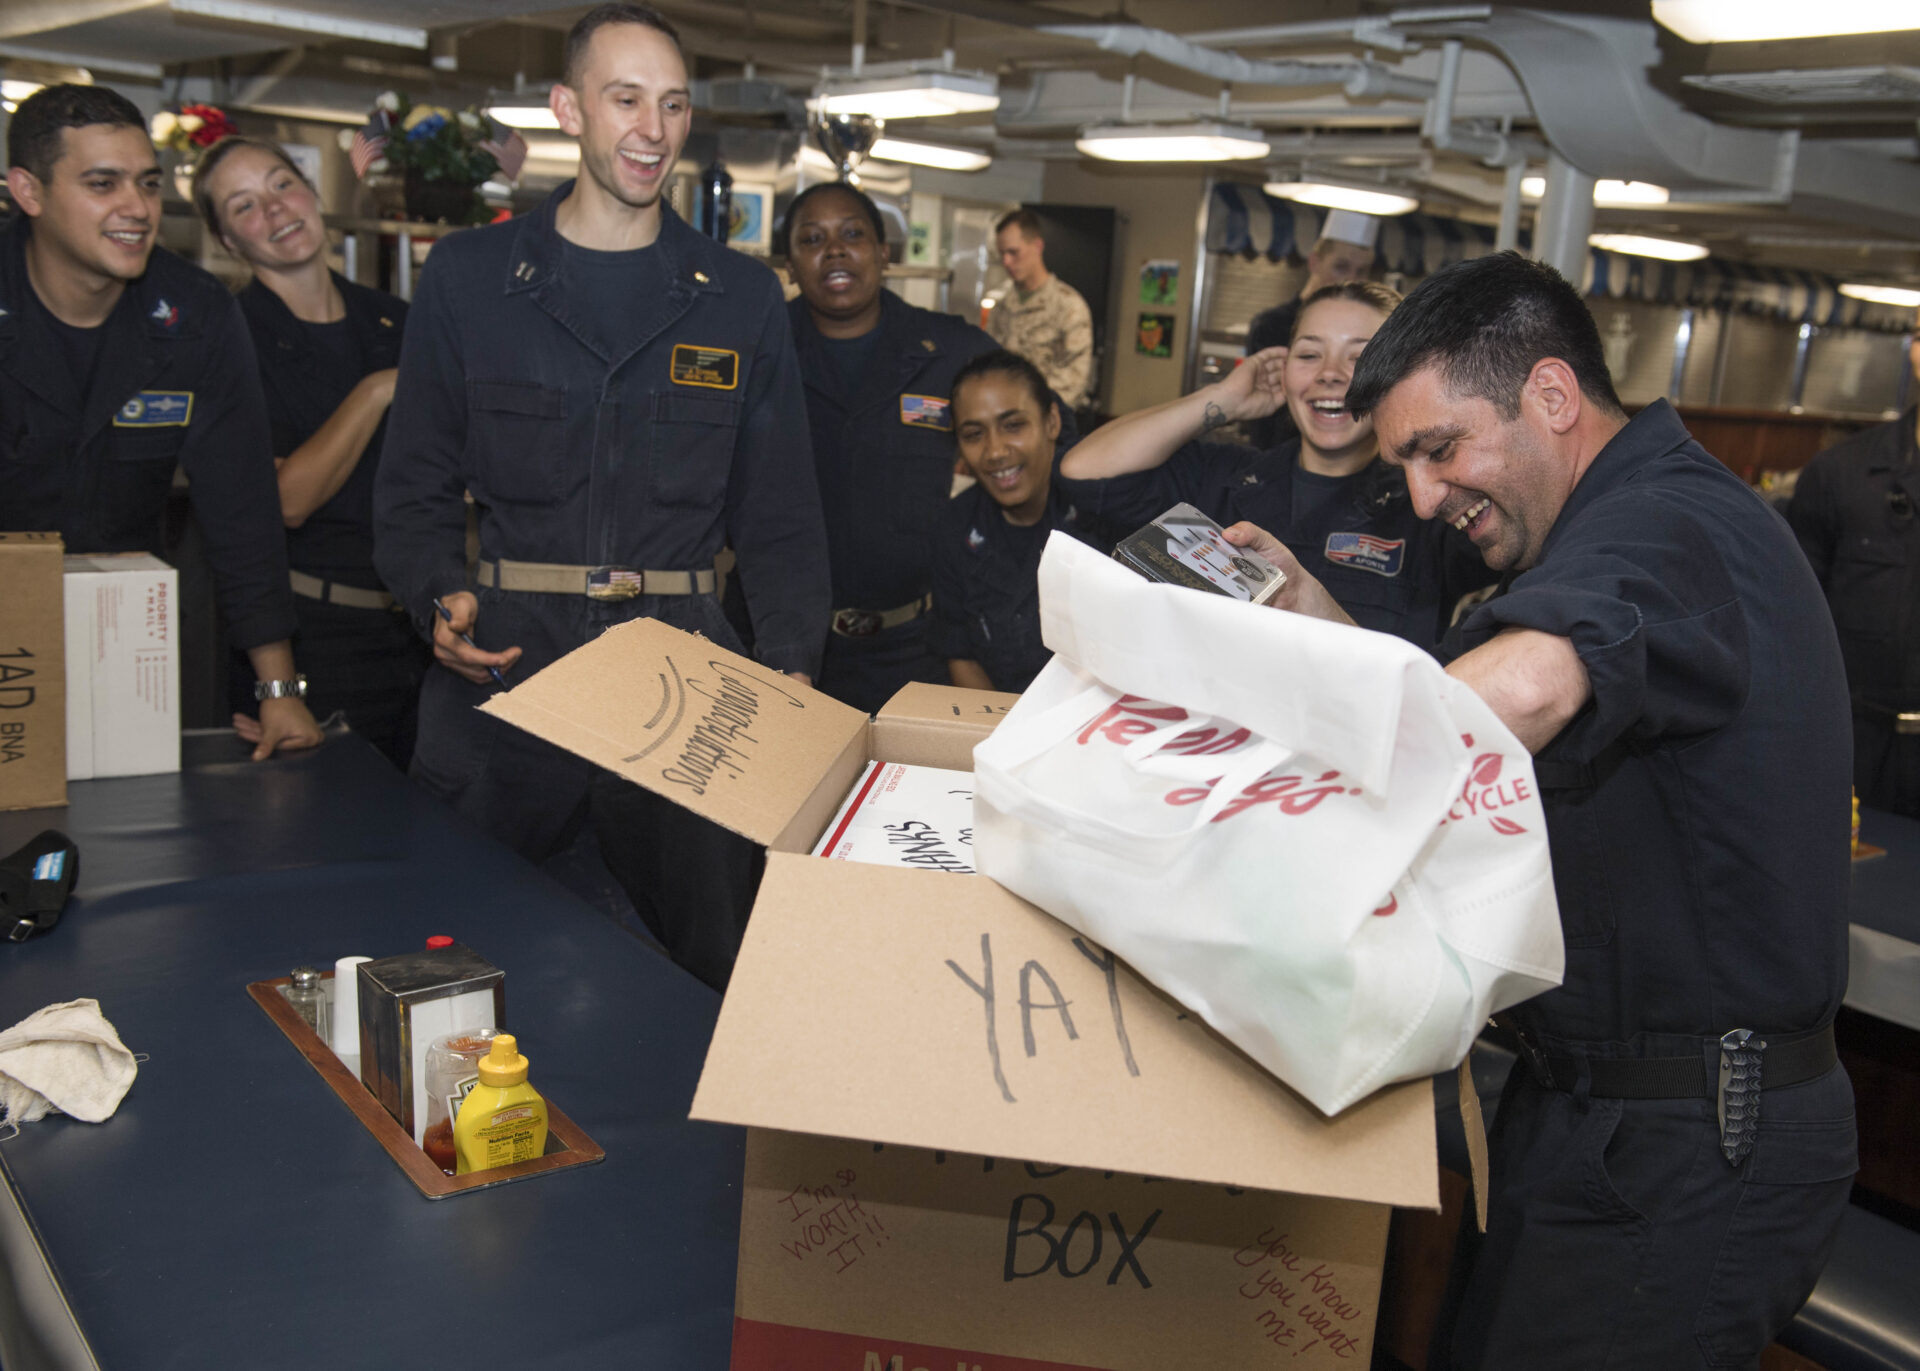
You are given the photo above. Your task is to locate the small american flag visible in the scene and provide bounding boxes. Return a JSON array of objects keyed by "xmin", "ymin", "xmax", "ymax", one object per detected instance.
[
  {"xmin": 349, "ymin": 109, "xmax": 391, "ymax": 180},
  {"xmin": 480, "ymin": 117, "xmax": 528, "ymax": 182}
]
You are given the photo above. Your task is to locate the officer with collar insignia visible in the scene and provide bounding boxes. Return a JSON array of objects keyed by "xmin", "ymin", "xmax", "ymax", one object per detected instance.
[
  {"xmin": 0, "ymin": 84, "xmax": 321, "ymax": 760},
  {"xmin": 373, "ymin": 3, "xmax": 828, "ymax": 990},
  {"xmin": 748, "ymin": 181, "xmax": 1003, "ymax": 712}
]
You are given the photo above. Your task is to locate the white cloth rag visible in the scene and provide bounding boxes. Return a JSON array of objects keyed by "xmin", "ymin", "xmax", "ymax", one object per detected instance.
[{"xmin": 0, "ymin": 999, "xmax": 138, "ymax": 1125}]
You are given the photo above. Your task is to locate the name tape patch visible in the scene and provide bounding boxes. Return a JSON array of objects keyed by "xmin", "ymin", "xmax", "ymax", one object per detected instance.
[
  {"xmin": 113, "ymin": 391, "xmax": 194, "ymax": 428},
  {"xmin": 1324, "ymin": 531, "xmax": 1406, "ymax": 578},
  {"xmin": 899, "ymin": 393, "xmax": 952, "ymax": 431},
  {"xmin": 670, "ymin": 344, "xmax": 739, "ymax": 390}
]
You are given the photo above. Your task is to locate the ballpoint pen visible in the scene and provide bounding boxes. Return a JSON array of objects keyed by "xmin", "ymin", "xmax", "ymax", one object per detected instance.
[{"xmin": 432, "ymin": 597, "xmax": 509, "ymax": 689}]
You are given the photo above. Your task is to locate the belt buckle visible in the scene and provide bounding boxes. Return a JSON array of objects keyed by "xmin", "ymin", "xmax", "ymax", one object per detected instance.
[
  {"xmin": 587, "ymin": 566, "xmax": 644, "ymax": 602},
  {"xmin": 1896, "ymin": 712, "xmax": 1920, "ymax": 736},
  {"xmin": 833, "ymin": 608, "xmax": 883, "ymax": 638}
]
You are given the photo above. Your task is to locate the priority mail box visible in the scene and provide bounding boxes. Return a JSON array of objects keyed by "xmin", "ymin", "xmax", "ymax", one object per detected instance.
[
  {"xmin": 482, "ymin": 619, "xmax": 1438, "ymax": 1369},
  {"xmin": 64, "ymin": 553, "xmax": 180, "ymax": 780},
  {"xmin": 0, "ymin": 532, "xmax": 67, "ymax": 811}
]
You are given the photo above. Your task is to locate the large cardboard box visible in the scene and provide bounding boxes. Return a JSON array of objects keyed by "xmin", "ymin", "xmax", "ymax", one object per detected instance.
[
  {"xmin": 64, "ymin": 553, "xmax": 180, "ymax": 781},
  {"xmin": 484, "ymin": 620, "xmax": 1437, "ymax": 1369},
  {"xmin": 0, "ymin": 532, "xmax": 68, "ymax": 811}
]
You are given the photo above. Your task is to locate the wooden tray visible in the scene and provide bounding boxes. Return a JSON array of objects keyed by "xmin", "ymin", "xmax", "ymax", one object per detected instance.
[{"xmin": 248, "ymin": 973, "xmax": 605, "ymax": 1199}]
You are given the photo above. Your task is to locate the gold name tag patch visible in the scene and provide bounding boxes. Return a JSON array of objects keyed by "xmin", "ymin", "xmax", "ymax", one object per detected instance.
[{"xmin": 670, "ymin": 345, "xmax": 740, "ymax": 390}]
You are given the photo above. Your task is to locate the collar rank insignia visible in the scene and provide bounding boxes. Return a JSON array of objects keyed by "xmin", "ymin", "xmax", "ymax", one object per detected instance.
[
  {"xmin": 694, "ymin": 270, "xmax": 710, "ymax": 284},
  {"xmin": 921, "ymin": 339, "xmax": 936, "ymax": 352}
]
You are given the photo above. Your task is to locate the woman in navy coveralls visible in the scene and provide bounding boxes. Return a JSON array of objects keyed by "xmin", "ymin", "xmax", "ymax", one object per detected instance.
[
  {"xmin": 194, "ymin": 137, "xmax": 428, "ymax": 768},
  {"xmin": 1059, "ymin": 282, "xmax": 1493, "ymax": 650}
]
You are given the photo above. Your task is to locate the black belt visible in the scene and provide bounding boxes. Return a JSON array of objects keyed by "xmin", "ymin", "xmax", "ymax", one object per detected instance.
[{"xmin": 1520, "ymin": 1024, "xmax": 1836, "ymax": 1099}]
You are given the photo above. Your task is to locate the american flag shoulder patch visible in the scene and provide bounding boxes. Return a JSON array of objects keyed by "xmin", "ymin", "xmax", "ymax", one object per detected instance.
[{"xmin": 1323, "ymin": 531, "xmax": 1407, "ymax": 578}]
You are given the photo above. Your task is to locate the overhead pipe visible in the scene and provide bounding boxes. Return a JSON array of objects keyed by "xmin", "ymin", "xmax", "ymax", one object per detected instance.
[
  {"xmin": 1032, "ymin": 22, "xmax": 1438, "ymax": 104},
  {"xmin": 1422, "ymin": 39, "xmax": 1539, "ymax": 168},
  {"xmin": 1532, "ymin": 151, "xmax": 1595, "ymax": 281},
  {"xmin": 1183, "ymin": 7, "xmax": 1495, "ymax": 52},
  {"xmin": 1495, "ymin": 159, "xmax": 1525, "ymax": 251}
]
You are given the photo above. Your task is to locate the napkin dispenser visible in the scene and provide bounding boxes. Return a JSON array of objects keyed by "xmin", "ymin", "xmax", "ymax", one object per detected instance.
[{"xmin": 358, "ymin": 945, "xmax": 505, "ymax": 1143}]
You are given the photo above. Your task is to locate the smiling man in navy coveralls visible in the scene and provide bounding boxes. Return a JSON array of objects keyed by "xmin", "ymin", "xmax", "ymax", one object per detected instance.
[
  {"xmin": 1, "ymin": 85, "xmax": 322, "ymax": 761},
  {"xmin": 1232, "ymin": 253, "xmax": 1855, "ymax": 1369},
  {"xmin": 373, "ymin": 4, "xmax": 829, "ymax": 989}
]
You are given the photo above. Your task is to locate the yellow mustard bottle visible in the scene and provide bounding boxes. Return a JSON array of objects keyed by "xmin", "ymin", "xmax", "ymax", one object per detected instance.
[{"xmin": 452, "ymin": 1033, "xmax": 549, "ymax": 1175}]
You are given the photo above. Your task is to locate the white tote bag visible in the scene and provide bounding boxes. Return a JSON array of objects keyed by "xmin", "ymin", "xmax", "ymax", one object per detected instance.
[{"xmin": 972, "ymin": 535, "xmax": 1564, "ymax": 1115}]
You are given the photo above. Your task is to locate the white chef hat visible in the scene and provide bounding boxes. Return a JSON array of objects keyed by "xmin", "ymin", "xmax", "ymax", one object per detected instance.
[{"xmin": 1320, "ymin": 209, "xmax": 1380, "ymax": 249}]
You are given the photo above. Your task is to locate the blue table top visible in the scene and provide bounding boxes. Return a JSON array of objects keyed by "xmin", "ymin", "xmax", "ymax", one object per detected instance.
[{"xmin": 0, "ymin": 732, "xmax": 743, "ymax": 1370}]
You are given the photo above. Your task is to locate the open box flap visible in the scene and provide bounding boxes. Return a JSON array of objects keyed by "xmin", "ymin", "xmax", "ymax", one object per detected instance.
[
  {"xmin": 694, "ymin": 852, "xmax": 1438, "ymax": 1209},
  {"xmin": 480, "ymin": 617, "xmax": 869, "ymax": 847}
]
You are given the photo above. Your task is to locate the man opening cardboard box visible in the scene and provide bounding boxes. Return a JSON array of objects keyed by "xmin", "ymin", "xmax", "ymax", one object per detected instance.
[{"xmin": 484, "ymin": 618, "xmax": 1441, "ymax": 1370}]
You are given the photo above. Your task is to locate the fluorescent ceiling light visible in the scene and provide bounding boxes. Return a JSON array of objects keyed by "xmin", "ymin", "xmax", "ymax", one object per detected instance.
[
  {"xmin": 0, "ymin": 80, "xmax": 42, "ymax": 113},
  {"xmin": 1521, "ymin": 176, "xmax": 1671, "ymax": 206},
  {"xmin": 1652, "ymin": 0, "xmax": 1919, "ymax": 43},
  {"xmin": 1589, "ymin": 233, "xmax": 1710, "ymax": 261},
  {"xmin": 870, "ymin": 137, "xmax": 991, "ymax": 172},
  {"xmin": 1078, "ymin": 122, "xmax": 1270, "ymax": 163},
  {"xmin": 1264, "ymin": 180, "xmax": 1420, "ymax": 216},
  {"xmin": 1839, "ymin": 283, "xmax": 1920, "ymax": 308},
  {"xmin": 817, "ymin": 71, "xmax": 999, "ymax": 120},
  {"xmin": 521, "ymin": 137, "xmax": 581, "ymax": 166},
  {"xmin": 486, "ymin": 101, "xmax": 560, "ymax": 130}
]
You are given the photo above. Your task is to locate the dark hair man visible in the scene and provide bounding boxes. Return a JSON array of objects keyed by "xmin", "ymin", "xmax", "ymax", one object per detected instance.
[
  {"xmin": 1788, "ymin": 307, "xmax": 1920, "ymax": 817},
  {"xmin": 1229, "ymin": 251, "xmax": 1855, "ymax": 1368},
  {"xmin": 2, "ymin": 84, "xmax": 322, "ymax": 760},
  {"xmin": 987, "ymin": 207, "xmax": 1094, "ymax": 410},
  {"xmin": 372, "ymin": 3, "xmax": 831, "ymax": 990}
]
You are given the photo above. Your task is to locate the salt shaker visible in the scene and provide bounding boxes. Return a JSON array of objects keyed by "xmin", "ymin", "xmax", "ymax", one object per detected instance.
[{"xmin": 285, "ymin": 965, "xmax": 330, "ymax": 1040}]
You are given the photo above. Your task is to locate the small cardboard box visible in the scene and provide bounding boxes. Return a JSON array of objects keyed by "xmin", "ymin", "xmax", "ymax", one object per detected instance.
[
  {"xmin": 64, "ymin": 553, "xmax": 180, "ymax": 781},
  {"xmin": 0, "ymin": 532, "xmax": 68, "ymax": 811},
  {"xmin": 483, "ymin": 620, "xmax": 1436, "ymax": 1369}
]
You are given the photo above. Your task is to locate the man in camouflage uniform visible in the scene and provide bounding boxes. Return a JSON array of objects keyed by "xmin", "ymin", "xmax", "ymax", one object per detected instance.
[{"xmin": 987, "ymin": 208, "xmax": 1094, "ymax": 410}]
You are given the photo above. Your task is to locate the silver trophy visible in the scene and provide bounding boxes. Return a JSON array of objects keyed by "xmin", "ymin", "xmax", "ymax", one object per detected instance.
[{"xmin": 813, "ymin": 110, "xmax": 881, "ymax": 180}]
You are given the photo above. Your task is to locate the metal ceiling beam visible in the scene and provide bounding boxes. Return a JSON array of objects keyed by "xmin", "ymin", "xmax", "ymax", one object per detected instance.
[
  {"xmin": 168, "ymin": 0, "xmax": 426, "ymax": 48},
  {"xmin": 0, "ymin": 1, "xmax": 156, "ymax": 43}
]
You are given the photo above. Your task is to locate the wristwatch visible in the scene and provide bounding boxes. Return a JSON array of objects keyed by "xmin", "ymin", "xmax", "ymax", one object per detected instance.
[{"xmin": 254, "ymin": 675, "xmax": 308, "ymax": 702}]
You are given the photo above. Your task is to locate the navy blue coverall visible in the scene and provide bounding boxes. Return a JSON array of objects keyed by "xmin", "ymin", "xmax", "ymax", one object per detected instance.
[
  {"xmin": 234, "ymin": 273, "xmax": 427, "ymax": 767},
  {"xmin": 1440, "ymin": 401, "xmax": 1856, "ymax": 1370},
  {"xmin": 373, "ymin": 187, "xmax": 830, "ymax": 988},
  {"xmin": 785, "ymin": 290, "xmax": 999, "ymax": 712},
  {"xmin": 0, "ymin": 217, "xmax": 295, "ymax": 652},
  {"xmin": 927, "ymin": 482, "xmax": 1106, "ymax": 694}
]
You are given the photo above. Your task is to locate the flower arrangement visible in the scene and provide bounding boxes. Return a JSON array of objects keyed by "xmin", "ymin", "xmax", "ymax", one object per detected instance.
[
  {"xmin": 150, "ymin": 103, "xmax": 237, "ymax": 154},
  {"xmin": 357, "ymin": 90, "xmax": 503, "ymax": 187}
]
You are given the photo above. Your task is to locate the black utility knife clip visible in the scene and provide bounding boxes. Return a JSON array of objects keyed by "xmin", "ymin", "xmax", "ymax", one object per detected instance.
[{"xmin": 1716, "ymin": 1028, "xmax": 1766, "ymax": 1166}]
